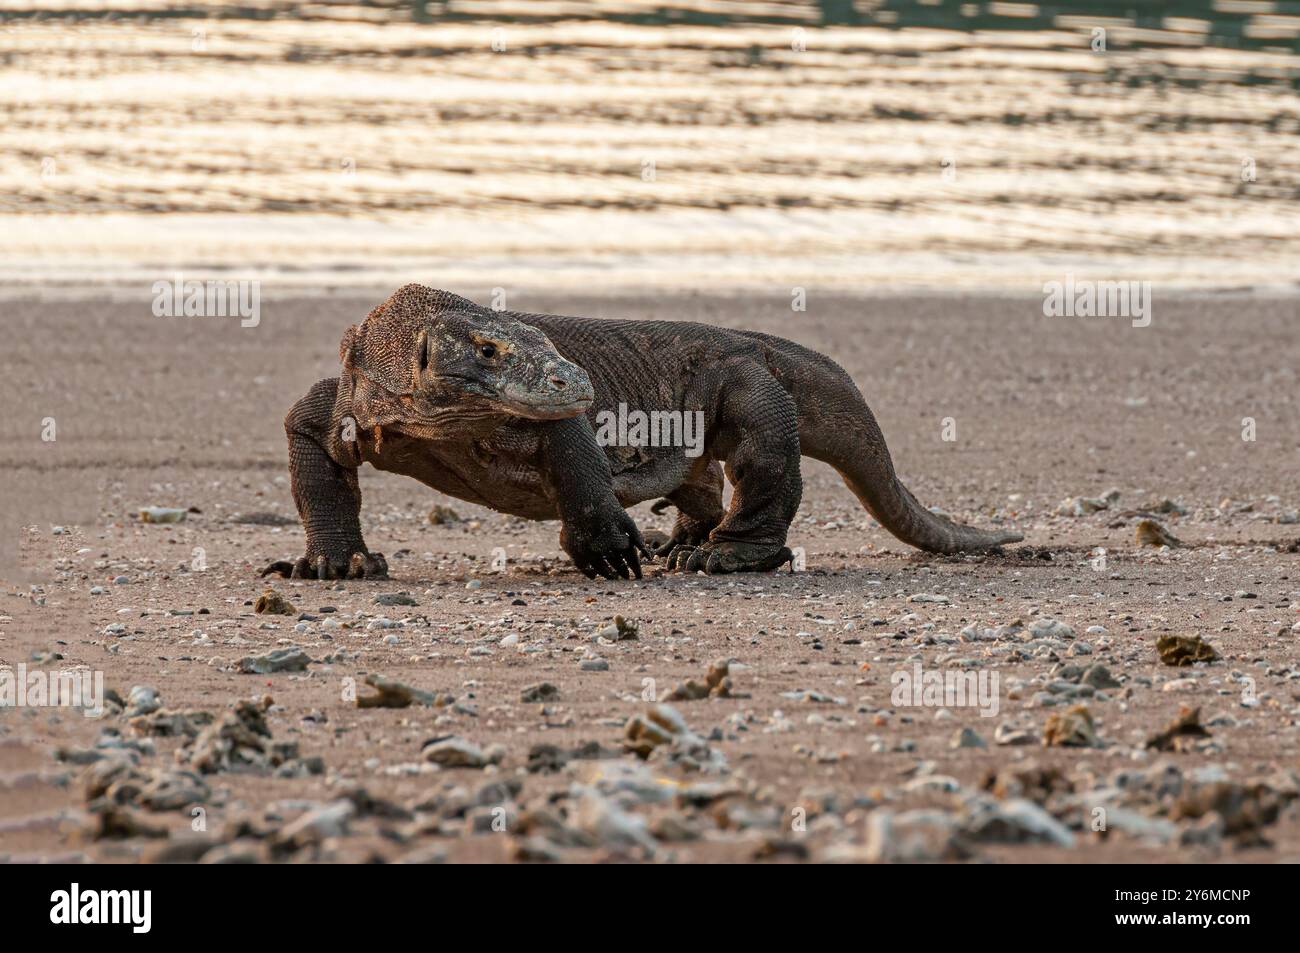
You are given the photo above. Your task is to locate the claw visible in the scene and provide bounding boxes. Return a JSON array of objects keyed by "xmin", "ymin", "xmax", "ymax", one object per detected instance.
[{"xmin": 261, "ymin": 550, "xmax": 386, "ymax": 582}]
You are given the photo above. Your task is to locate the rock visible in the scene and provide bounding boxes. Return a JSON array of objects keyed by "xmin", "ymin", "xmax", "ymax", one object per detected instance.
[
  {"xmin": 950, "ymin": 727, "xmax": 987, "ymax": 749},
  {"xmin": 423, "ymin": 737, "xmax": 494, "ymax": 769},
  {"xmin": 572, "ymin": 790, "xmax": 657, "ymax": 853},
  {"xmin": 1054, "ymin": 492, "xmax": 1117, "ymax": 517},
  {"xmin": 126, "ymin": 685, "xmax": 162, "ymax": 717},
  {"xmin": 182, "ymin": 699, "xmax": 273, "ymax": 774},
  {"xmin": 993, "ymin": 722, "xmax": 1037, "ymax": 746},
  {"xmin": 1136, "ymin": 519, "xmax": 1181, "ymax": 547},
  {"xmin": 1157, "ymin": 634, "xmax": 1220, "ymax": 666},
  {"xmin": 254, "ymin": 589, "xmax": 296, "ymax": 616},
  {"xmin": 963, "ymin": 797, "xmax": 1075, "ymax": 848},
  {"xmin": 1043, "ymin": 705, "xmax": 1100, "ymax": 748},
  {"xmin": 1170, "ymin": 781, "xmax": 1289, "ymax": 842},
  {"xmin": 1145, "ymin": 706, "xmax": 1212, "ymax": 752},
  {"xmin": 1179, "ymin": 811, "xmax": 1225, "ymax": 849},
  {"xmin": 356, "ymin": 675, "xmax": 451, "ymax": 709},
  {"xmin": 520, "ymin": 682, "xmax": 560, "ymax": 704},
  {"xmin": 236, "ymin": 648, "xmax": 311, "ymax": 674},
  {"xmin": 129, "ymin": 708, "xmax": 213, "ymax": 738},
  {"xmin": 623, "ymin": 704, "xmax": 695, "ymax": 758},
  {"xmin": 139, "ymin": 507, "xmax": 187, "ymax": 524},
  {"xmin": 579, "ymin": 658, "xmax": 609, "ymax": 672},
  {"xmin": 666, "ymin": 679, "xmax": 710, "ymax": 701},
  {"xmin": 1029, "ymin": 618, "xmax": 1075, "ymax": 640},
  {"xmin": 200, "ymin": 839, "xmax": 272, "ymax": 864},
  {"xmin": 273, "ymin": 800, "xmax": 355, "ymax": 851},
  {"xmin": 622, "ymin": 706, "xmax": 725, "ymax": 772},
  {"xmin": 86, "ymin": 807, "xmax": 169, "ymax": 841},
  {"xmin": 136, "ymin": 768, "xmax": 211, "ymax": 812},
  {"xmin": 1080, "ymin": 664, "xmax": 1122, "ymax": 690},
  {"xmin": 666, "ymin": 658, "xmax": 735, "ymax": 701},
  {"xmin": 594, "ymin": 616, "xmax": 639, "ymax": 641},
  {"xmin": 985, "ymin": 763, "xmax": 1072, "ymax": 802},
  {"xmin": 374, "ymin": 592, "xmax": 418, "ymax": 607},
  {"xmin": 509, "ymin": 836, "xmax": 562, "ymax": 863},
  {"xmin": 103, "ymin": 623, "xmax": 126, "ymax": 636},
  {"xmin": 863, "ymin": 809, "xmax": 971, "ymax": 862},
  {"xmin": 428, "ymin": 505, "xmax": 461, "ymax": 525}
]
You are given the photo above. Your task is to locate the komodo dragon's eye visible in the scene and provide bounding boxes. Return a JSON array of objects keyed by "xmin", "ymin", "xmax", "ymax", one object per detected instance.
[{"xmin": 479, "ymin": 343, "xmax": 497, "ymax": 360}]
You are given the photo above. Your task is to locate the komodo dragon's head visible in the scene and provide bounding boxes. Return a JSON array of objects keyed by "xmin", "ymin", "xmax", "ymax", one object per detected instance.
[{"xmin": 338, "ymin": 284, "xmax": 594, "ymax": 439}]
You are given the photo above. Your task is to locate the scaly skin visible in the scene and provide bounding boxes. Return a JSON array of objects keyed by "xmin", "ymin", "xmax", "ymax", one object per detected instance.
[{"xmin": 263, "ymin": 284, "xmax": 1022, "ymax": 580}]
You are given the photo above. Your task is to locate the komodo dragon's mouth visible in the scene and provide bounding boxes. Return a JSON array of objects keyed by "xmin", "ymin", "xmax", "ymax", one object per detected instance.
[{"xmin": 496, "ymin": 394, "xmax": 594, "ymax": 421}]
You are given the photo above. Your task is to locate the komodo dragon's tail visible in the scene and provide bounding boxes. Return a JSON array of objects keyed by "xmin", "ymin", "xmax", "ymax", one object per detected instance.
[{"xmin": 744, "ymin": 331, "xmax": 1023, "ymax": 554}]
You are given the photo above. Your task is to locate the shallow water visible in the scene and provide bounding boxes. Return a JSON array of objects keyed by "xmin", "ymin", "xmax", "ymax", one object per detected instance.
[{"xmin": 2, "ymin": 2, "xmax": 1299, "ymax": 292}]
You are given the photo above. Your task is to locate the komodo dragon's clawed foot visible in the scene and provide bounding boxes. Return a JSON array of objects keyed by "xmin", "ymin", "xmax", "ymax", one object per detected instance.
[
  {"xmin": 648, "ymin": 500, "xmax": 719, "ymax": 564},
  {"xmin": 666, "ymin": 541, "xmax": 793, "ymax": 575},
  {"xmin": 261, "ymin": 551, "xmax": 389, "ymax": 580}
]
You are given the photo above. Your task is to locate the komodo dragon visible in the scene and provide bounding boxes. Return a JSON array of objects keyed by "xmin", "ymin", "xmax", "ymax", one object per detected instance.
[{"xmin": 262, "ymin": 284, "xmax": 1021, "ymax": 581}]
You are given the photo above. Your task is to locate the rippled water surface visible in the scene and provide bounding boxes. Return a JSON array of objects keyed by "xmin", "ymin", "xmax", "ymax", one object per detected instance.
[{"xmin": 2, "ymin": 1, "xmax": 1299, "ymax": 291}]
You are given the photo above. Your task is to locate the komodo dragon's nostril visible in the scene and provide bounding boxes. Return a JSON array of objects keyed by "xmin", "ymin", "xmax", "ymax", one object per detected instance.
[{"xmin": 550, "ymin": 376, "xmax": 568, "ymax": 389}]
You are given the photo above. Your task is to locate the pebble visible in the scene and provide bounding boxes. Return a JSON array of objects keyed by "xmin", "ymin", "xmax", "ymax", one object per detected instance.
[
  {"xmin": 237, "ymin": 648, "xmax": 312, "ymax": 674},
  {"xmin": 423, "ymin": 737, "xmax": 494, "ymax": 769},
  {"xmin": 520, "ymin": 682, "xmax": 559, "ymax": 703},
  {"xmin": 126, "ymin": 685, "xmax": 162, "ymax": 717}
]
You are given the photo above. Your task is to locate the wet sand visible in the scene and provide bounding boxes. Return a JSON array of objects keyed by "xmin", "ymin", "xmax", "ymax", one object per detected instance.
[{"xmin": 2, "ymin": 291, "xmax": 1298, "ymax": 863}]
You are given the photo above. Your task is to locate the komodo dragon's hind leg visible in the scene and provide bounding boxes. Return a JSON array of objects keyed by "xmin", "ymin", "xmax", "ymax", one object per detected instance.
[
  {"xmin": 652, "ymin": 459, "xmax": 725, "ymax": 566},
  {"xmin": 670, "ymin": 368, "xmax": 801, "ymax": 574}
]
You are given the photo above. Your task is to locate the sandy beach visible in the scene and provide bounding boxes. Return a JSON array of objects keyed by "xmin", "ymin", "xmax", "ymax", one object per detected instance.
[{"xmin": 2, "ymin": 290, "xmax": 1297, "ymax": 863}]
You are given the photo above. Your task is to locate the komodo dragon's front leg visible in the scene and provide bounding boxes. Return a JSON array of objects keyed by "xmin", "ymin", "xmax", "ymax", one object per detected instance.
[
  {"xmin": 541, "ymin": 414, "xmax": 650, "ymax": 580},
  {"xmin": 261, "ymin": 378, "xmax": 389, "ymax": 580}
]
